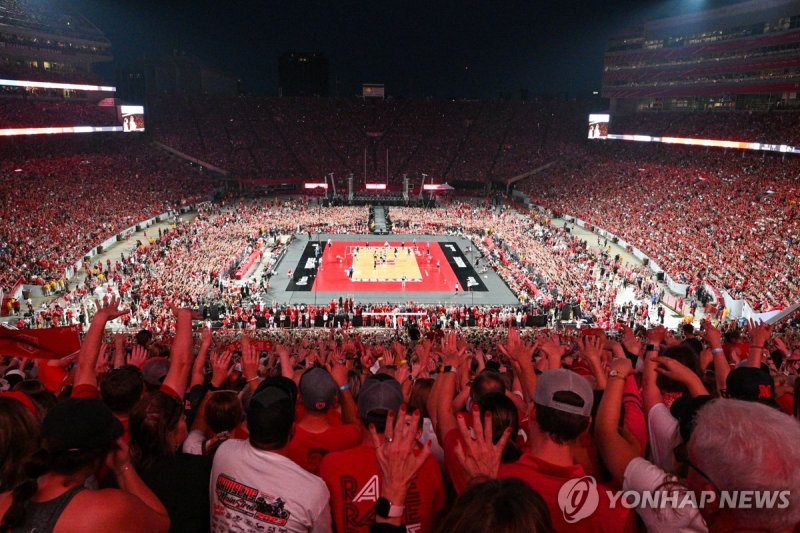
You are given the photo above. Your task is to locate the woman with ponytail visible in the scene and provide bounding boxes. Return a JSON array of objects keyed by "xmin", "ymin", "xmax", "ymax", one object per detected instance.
[{"xmin": 0, "ymin": 398, "xmax": 169, "ymax": 532}]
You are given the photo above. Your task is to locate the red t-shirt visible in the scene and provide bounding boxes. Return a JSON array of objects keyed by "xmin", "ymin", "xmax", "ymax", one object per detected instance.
[
  {"xmin": 499, "ymin": 454, "xmax": 636, "ymax": 533},
  {"xmin": 319, "ymin": 443, "xmax": 445, "ymax": 533},
  {"xmin": 285, "ymin": 423, "xmax": 361, "ymax": 474}
]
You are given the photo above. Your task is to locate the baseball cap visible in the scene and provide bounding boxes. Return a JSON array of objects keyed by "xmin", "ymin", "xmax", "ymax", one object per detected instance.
[
  {"xmin": 142, "ymin": 357, "xmax": 170, "ymax": 387},
  {"xmin": 250, "ymin": 386, "xmax": 293, "ymax": 411},
  {"xmin": 726, "ymin": 367, "xmax": 780, "ymax": 408},
  {"xmin": 534, "ymin": 369, "xmax": 594, "ymax": 417},
  {"xmin": 42, "ymin": 399, "xmax": 123, "ymax": 452},
  {"xmin": 299, "ymin": 368, "xmax": 339, "ymax": 412},
  {"xmin": 254, "ymin": 376, "xmax": 298, "ymax": 408},
  {"xmin": 357, "ymin": 375, "xmax": 403, "ymax": 426}
]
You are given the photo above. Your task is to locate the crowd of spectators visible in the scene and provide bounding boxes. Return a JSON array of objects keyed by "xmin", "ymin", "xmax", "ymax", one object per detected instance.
[
  {"xmin": 2, "ymin": 294, "xmax": 800, "ymax": 532},
  {"xmin": 14, "ymin": 199, "xmax": 667, "ymax": 337},
  {"xmin": 0, "ymin": 135, "xmax": 214, "ymax": 289},
  {"xmin": 0, "ymin": 98, "xmax": 117, "ymax": 128},
  {"xmin": 149, "ymin": 96, "xmax": 588, "ymax": 187},
  {"xmin": 520, "ymin": 142, "xmax": 800, "ymax": 310}
]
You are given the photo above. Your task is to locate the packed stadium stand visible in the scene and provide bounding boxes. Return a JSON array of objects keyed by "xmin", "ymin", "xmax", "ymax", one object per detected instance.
[
  {"xmin": 148, "ymin": 95, "xmax": 589, "ymax": 186},
  {"xmin": 0, "ymin": 135, "xmax": 214, "ymax": 289},
  {"xmin": 518, "ymin": 141, "xmax": 800, "ymax": 310}
]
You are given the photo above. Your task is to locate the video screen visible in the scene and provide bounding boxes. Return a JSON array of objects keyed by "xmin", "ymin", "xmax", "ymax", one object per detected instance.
[
  {"xmin": 120, "ymin": 105, "xmax": 145, "ymax": 132},
  {"xmin": 587, "ymin": 114, "xmax": 609, "ymax": 139}
]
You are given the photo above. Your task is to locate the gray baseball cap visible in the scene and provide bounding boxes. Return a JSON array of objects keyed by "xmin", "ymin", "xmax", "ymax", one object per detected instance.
[{"xmin": 534, "ymin": 369, "xmax": 594, "ymax": 417}]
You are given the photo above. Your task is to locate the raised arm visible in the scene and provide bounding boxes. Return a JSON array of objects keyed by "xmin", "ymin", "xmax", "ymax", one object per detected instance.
[
  {"xmin": 498, "ymin": 327, "xmax": 537, "ymax": 404},
  {"xmin": 594, "ymin": 357, "xmax": 642, "ymax": 483},
  {"xmin": 433, "ymin": 332, "xmax": 464, "ymax": 444},
  {"xmin": 701, "ymin": 319, "xmax": 729, "ymax": 395},
  {"xmin": 190, "ymin": 327, "xmax": 213, "ymax": 389},
  {"xmin": 747, "ymin": 319, "xmax": 773, "ymax": 369},
  {"xmin": 161, "ymin": 305, "xmax": 195, "ymax": 397},
  {"xmin": 75, "ymin": 296, "xmax": 129, "ymax": 390}
]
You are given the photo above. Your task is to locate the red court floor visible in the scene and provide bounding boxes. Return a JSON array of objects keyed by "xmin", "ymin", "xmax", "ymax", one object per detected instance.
[{"xmin": 313, "ymin": 241, "xmax": 462, "ymax": 292}]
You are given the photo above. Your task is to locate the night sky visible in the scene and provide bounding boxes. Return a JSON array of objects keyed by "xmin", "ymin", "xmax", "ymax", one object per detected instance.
[{"xmin": 70, "ymin": 0, "xmax": 745, "ymax": 99}]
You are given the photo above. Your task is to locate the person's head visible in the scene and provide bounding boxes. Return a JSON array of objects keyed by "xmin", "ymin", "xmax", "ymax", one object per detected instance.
[
  {"xmin": 247, "ymin": 383, "xmax": 295, "ymax": 450},
  {"xmin": 687, "ymin": 399, "xmax": 800, "ymax": 530},
  {"xmin": 129, "ymin": 391, "xmax": 186, "ymax": 470},
  {"xmin": 357, "ymin": 375, "xmax": 403, "ymax": 433},
  {"xmin": 408, "ymin": 378, "xmax": 435, "ymax": 419},
  {"xmin": 135, "ymin": 329, "xmax": 153, "ymax": 348},
  {"xmin": 470, "ymin": 371, "xmax": 507, "ymax": 402},
  {"xmin": 141, "ymin": 357, "xmax": 170, "ymax": 393},
  {"xmin": 682, "ymin": 324, "xmax": 695, "ymax": 337},
  {"xmin": 1, "ymin": 398, "xmax": 123, "ymax": 530},
  {"xmin": 656, "ymin": 345, "xmax": 699, "ymax": 393},
  {"xmin": 434, "ymin": 477, "xmax": 553, "ymax": 533},
  {"xmin": 0, "ymin": 396, "xmax": 39, "ymax": 492},
  {"xmin": 203, "ymin": 390, "xmax": 244, "ymax": 456},
  {"xmin": 10, "ymin": 381, "xmax": 56, "ymax": 422},
  {"xmin": 478, "ymin": 392, "xmax": 521, "ymax": 463},
  {"xmin": 299, "ymin": 367, "xmax": 339, "ymax": 413},
  {"xmin": 725, "ymin": 367, "xmax": 780, "ymax": 409},
  {"xmin": 100, "ymin": 365, "xmax": 144, "ymax": 415},
  {"xmin": 532, "ymin": 369, "xmax": 593, "ymax": 444}
]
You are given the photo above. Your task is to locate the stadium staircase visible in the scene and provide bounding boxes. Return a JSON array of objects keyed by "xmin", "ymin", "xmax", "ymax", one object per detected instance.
[{"xmin": 370, "ymin": 206, "xmax": 388, "ymax": 234}]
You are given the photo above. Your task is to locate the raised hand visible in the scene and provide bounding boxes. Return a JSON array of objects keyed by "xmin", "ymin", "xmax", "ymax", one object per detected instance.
[
  {"xmin": 210, "ymin": 350, "xmax": 233, "ymax": 387},
  {"xmin": 454, "ymin": 405, "xmax": 512, "ymax": 481},
  {"xmin": 439, "ymin": 331, "xmax": 466, "ymax": 367},
  {"xmin": 129, "ymin": 344, "xmax": 149, "ymax": 368},
  {"xmin": 241, "ymin": 337, "xmax": 260, "ymax": 384},
  {"xmin": 700, "ymin": 319, "xmax": 722, "ymax": 349},
  {"xmin": 95, "ymin": 343, "xmax": 112, "ymax": 374},
  {"xmin": 653, "ymin": 356, "xmax": 706, "ymax": 396},
  {"xmin": 747, "ymin": 319, "xmax": 773, "ymax": 348},
  {"xmin": 369, "ymin": 405, "xmax": 431, "ymax": 507},
  {"xmin": 498, "ymin": 327, "xmax": 535, "ymax": 365},
  {"xmin": 94, "ymin": 294, "xmax": 129, "ymax": 321},
  {"xmin": 621, "ymin": 326, "xmax": 642, "ymax": 356},
  {"xmin": 577, "ymin": 335, "xmax": 604, "ymax": 364}
]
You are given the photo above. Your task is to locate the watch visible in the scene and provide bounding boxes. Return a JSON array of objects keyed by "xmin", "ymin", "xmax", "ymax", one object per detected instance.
[
  {"xmin": 645, "ymin": 344, "xmax": 657, "ymax": 352},
  {"xmin": 443, "ymin": 365, "xmax": 456, "ymax": 373},
  {"xmin": 608, "ymin": 369, "xmax": 627, "ymax": 380},
  {"xmin": 376, "ymin": 497, "xmax": 405, "ymax": 518}
]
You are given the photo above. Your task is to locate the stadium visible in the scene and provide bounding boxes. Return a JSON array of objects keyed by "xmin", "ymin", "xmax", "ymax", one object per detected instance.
[{"xmin": 1, "ymin": 0, "xmax": 800, "ymax": 532}]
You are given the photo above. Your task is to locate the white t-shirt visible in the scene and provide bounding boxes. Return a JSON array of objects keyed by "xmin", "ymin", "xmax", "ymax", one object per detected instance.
[
  {"xmin": 182, "ymin": 429, "xmax": 205, "ymax": 456},
  {"xmin": 647, "ymin": 403, "xmax": 681, "ymax": 473},
  {"xmin": 210, "ymin": 439, "xmax": 332, "ymax": 533},
  {"xmin": 623, "ymin": 457, "xmax": 706, "ymax": 533}
]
